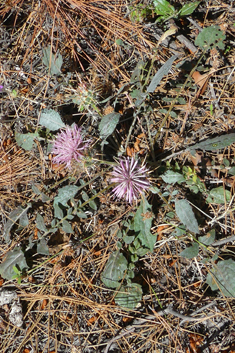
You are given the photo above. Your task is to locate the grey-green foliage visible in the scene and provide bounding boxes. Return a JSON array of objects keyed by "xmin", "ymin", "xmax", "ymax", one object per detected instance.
[
  {"xmin": 162, "ymin": 170, "xmax": 185, "ymax": 184},
  {"xmin": 195, "ymin": 25, "xmax": 226, "ymax": 51},
  {"xmin": 115, "ymin": 282, "xmax": 143, "ymax": 309},
  {"xmin": 206, "ymin": 186, "xmax": 231, "ymax": 204},
  {"xmin": 32, "ymin": 184, "xmax": 50, "ymax": 202},
  {"xmin": 42, "ymin": 46, "xmax": 63, "ymax": 76},
  {"xmin": 175, "ymin": 199, "xmax": 199, "ymax": 234},
  {"xmin": 39, "ymin": 109, "xmax": 65, "ymax": 131},
  {"xmin": 198, "ymin": 229, "xmax": 215, "ymax": 246},
  {"xmin": 99, "ymin": 112, "xmax": 121, "ymax": 145},
  {"xmin": 0, "ymin": 247, "xmax": 29, "ymax": 280},
  {"xmin": 206, "ymin": 259, "xmax": 235, "ymax": 297},
  {"xmin": 147, "ymin": 55, "xmax": 178, "ymax": 93},
  {"xmin": 101, "ymin": 251, "xmax": 128, "ymax": 288},
  {"xmin": 3, "ymin": 203, "xmax": 32, "ymax": 242},
  {"xmin": 36, "ymin": 213, "xmax": 47, "ymax": 232},
  {"xmin": 101, "ymin": 197, "xmax": 154, "ymax": 308},
  {"xmin": 53, "ymin": 185, "xmax": 79, "ymax": 218},
  {"xmin": 190, "ymin": 133, "xmax": 235, "ymax": 154},
  {"xmin": 180, "ymin": 242, "xmax": 199, "ymax": 259},
  {"xmin": 133, "ymin": 197, "xmax": 155, "ymax": 252},
  {"xmin": 15, "ymin": 131, "xmax": 39, "ymax": 151},
  {"xmin": 37, "ymin": 238, "xmax": 49, "ymax": 255}
]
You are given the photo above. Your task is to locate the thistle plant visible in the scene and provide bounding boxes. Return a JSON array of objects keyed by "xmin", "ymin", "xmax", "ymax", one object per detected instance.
[
  {"xmin": 51, "ymin": 124, "xmax": 89, "ymax": 169},
  {"xmin": 110, "ymin": 157, "xmax": 150, "ymax": 204}
]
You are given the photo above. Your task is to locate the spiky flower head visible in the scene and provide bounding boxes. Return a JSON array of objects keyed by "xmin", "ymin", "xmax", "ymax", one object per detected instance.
[
  {"xmin": 51, "ymin": 124, "xmax": 88, "ymax": 169},
  {"xmin": 110, "ymin": 157, "xmax": 150, "ymax": 204}
]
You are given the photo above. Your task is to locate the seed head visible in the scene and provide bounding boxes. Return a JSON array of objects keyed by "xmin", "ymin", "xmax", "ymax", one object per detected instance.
[
  {"xmin": 51, "ymin": 124, "xmax": 88, "ymax": 169},
  {"xmin": 110, "ymin": 157, "xmax": 150, "ymax": 204}
]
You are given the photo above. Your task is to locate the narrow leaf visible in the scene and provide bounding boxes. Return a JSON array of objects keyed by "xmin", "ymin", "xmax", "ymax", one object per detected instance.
[
  {"xmin": 134, "ymin": 196, "xmax": 155, "ymax": 251},
  {"xmin": 178, "ymin": 1, "xmax": 200, "ymax": 16},
  {"xmin": 99, "ymin": 112, "xmax": 120, "ymax": 141},
  {"xmin": 190, "ymin": 133, "xmax": 235, "ymax": 152},
  {"xmin": 147, "ymin": 55, "xmax": 178, "ymax": 93}
]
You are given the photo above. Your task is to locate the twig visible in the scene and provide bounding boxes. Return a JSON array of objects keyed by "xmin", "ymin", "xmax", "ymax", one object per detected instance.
[
  {"xmin": 103, "ymin": 326, "xmax": 136, "ymax": 353},
  {"xmin": 104, "ymin": 302, "xmax": 215, "ymax": 352}
]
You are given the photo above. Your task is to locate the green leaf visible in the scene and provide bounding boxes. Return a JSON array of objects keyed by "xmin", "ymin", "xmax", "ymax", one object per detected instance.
[
  {"xmin": 53, "ymin": 203, "xmax": 64, "ymax": 219},
  {"xmin": 147, "ymin": 55, "xmax": 178, "ymax": 93},
  {"xmin": 228, "ymin": 166, "xmax": 235, "ymax": 176},
  {"xmin": 36, "ymin": 213, "xmax": 47, "ymax": 232},
  {"xmin": 149, "ymin": 186, "xmax": 160, "ymax": 194},
  {"xmin": 130, "ymin": 59, "xmax": 145, "ymax": 84},
  {"xmin": 0, "ymin": 247, "xmax": 29, "ymax": 280},
  {"xmin": 42, "ymin": 46, "xmax": 63, "ymax": 76},
  {"xmin": 39, "ymin": 109, "xmax": 65, "ymax": 131},
  {"xmin": 99, "ymin": 112, "xmax": 120, "ymax": 142},
  {"xmin": 37, "ymin": 238, "xmax": 49, "ymax": 255},
  {"xmin": 62, "ymin": 220, "xmax": 74, "ymax": 234},
  {"xmin": 15, "ymin": 132, "xmax": 38, "ymax": 151},
  {"xmin": 101, "ymin": 251, "xmax": 128, "ymax": 288},
  {"xmin": 115, "ymin": 39, "xmax": 124, "ymax": 46},
  {"xmin": 19, "ymin": 211, "xmax": 29, "ymax": 227},
  {"xmin": 115, "ymin": 283, "xmax": 143, "ymax": 309},
  {"xmin": 207, "ymin": 186, "xmax": 231, "ymax": 204},
  {"xmin": 190, "ymin": 133, "xmax": 235, "ymax": 152},
  {"xmin": 54, "ymin": 185, "xmax": 79, "ymax": 209},
  {"xmin": 3, "ymin": 203, "xmax": 32, "ymax": 242},
  {"xmin": 180, "ymin": 242, "xmax": 199, "ymax": 259},
  {"xmin": 175, "ymin": 199, "xmax": 199, "ymax": 234},
  {"xmin": 195, "ymin": 25, "xmax": 226, "ymax": 51},
  {"xmin": 162, "ymin": 170, "xmax": 185, "ymax": 184},
  {"xmin": 178, "ymin": 1, "xmax": 200, "ymax": 16},
  {"xmin": 76, "ymin": 211, "xmax": 87, "ymax": 219},
  {"xmin": 198, "ymin": 229, "xmax": 215, "ymax": 246},
  {"xmin": 134, "ymin": 196, "xmax": 155, "ymax": 252},
  {"xmin": 206, "ymin": 259, "xmax": 235, "ymax": 297},
  {"xmin": 153, "ymin": 0, "xmax": 175, "ymax": 16},
  {"xmin": 89, "ymin": 199, "xmax": 97, "ymax": 210}
]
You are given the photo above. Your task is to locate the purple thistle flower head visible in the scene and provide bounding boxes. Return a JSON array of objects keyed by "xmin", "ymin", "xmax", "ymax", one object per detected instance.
[
  {"xmin": 51, "ymin": 124, "xmax": 89, "ymax": 169},
  {"xmin": 110, "ymin": 157, "xmax": 150, "ymax": 204}
]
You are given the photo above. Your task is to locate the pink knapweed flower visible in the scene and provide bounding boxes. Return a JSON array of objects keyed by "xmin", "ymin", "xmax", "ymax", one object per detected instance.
[
  {"xmin": 110, "ymin": 157, "xmax": 150, "ymax": 204},
  {"xmin": 51, "ymin": 124, "xmax": 88, "ymax": 169}
]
